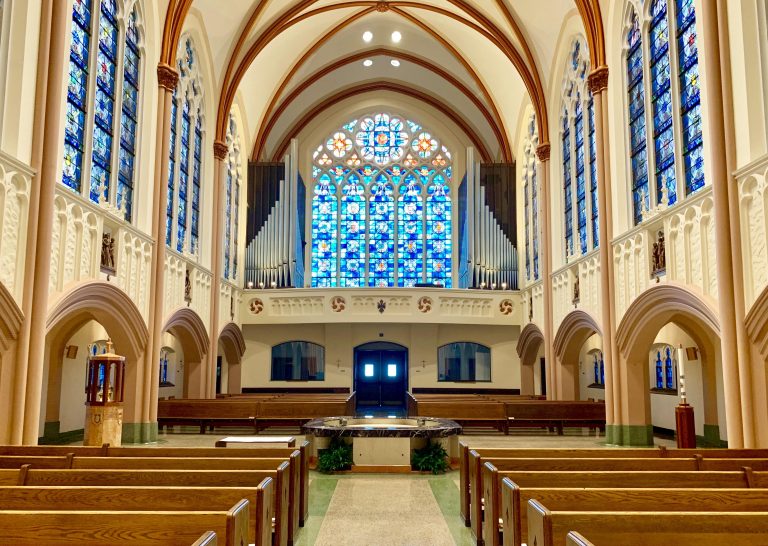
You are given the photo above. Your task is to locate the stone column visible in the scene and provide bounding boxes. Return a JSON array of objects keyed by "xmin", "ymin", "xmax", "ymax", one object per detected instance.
[
  {"xmin": 208, "ymin": 141, "xmax": 229, "ymax": 397},
  {"xmin": 535, "ymin": 144, "xmax": 555, "ymax": 399},
  {"xmin": 700, "ymin": 0, "xmax": 753, "ymax": 447},
  {"xmin": 136, "ymin": 64, "xmax": 178, "ymax": 443},
  {"xmin": 13, "ymin": 0, "xmax": 67, "ymax": 444},
  {"xmin": 587, "ymin": 67, "xmax": 622, "ymax": 443}
]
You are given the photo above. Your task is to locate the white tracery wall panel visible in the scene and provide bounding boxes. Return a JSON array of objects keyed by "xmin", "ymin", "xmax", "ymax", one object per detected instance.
[
  {"xmin": 0, "ymin": 153, "xmax": 33, "ymax": 303},
  {"xmin": 552, "ymin": 270, "xmax": 571, "ymax": 333},
  {"xmin": 115, "ymin": 227, "xmax": 151, "ymax": 319},
  {"xmin": 738, "ymin": 155, "xmax": 768, "ymax": 310},
  {"xmin": 522, "ymin": 282, "xmax": 545, "ymax": 331},
  {"xmin": 577, "ymin": 253, "xmax": 601, "ymax": 320},
  {"xmin": 613, "ymin": 232, "xmax": 649, "ymax": 321},
  {"xmin": 163, "ymin": 253, "xmax": 212, "ymax": 331},
  {"xmin": 219, "ymin": 281, "xmax": 243, "ymax": 328}
]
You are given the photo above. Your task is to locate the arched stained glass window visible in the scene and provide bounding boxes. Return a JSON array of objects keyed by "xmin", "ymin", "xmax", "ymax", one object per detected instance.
[
  {"xmin": 655, "ymin": 350, "xmax": 664, "ymax": 389},
  {"xmin": 166, "ymin": 37, "xmax": 204, "ymax": 256},
  {"xmin": 562, "ymin": 114, "xmax": 573, "ymax": 255},
  {"xmin": 63, "ymin": 0, "xmax": 142, "ymax": 222},
  {"xmin": 652, "ymin": 344, "xmax": 677, "ymax": 390},
  {"xmin": 627, "ymin": 12, "xmax": 649, "ymax": 225},
  {"xmin": 574, "ymin": 99, "xmax": 587, "ymax": 255},
  {"xmin": 524, "ymin": 160, "xmax": 530, "ymax": 280},
  {"xmin": 676, "ymin": 0, "xmax": 704, "ymax": 194},
  {"xmin": 311, "ymin": 113, "xmax": 453, "ymax": 287},
  {"xmin": 529, "ymin": 116, "xmax": 540, "ymax": 280},
  {"xmin": 588, "ymin": 97, "xmax": 598, "ymax": 247},
  {"xmin": 224, "ymin": 113, "xmax": 241, "ymax": 280}
]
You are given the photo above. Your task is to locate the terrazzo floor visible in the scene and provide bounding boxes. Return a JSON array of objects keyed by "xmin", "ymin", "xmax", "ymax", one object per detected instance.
[{"xmin": 107, "ymin": 429, "xmax": 676, "ymax": 545}]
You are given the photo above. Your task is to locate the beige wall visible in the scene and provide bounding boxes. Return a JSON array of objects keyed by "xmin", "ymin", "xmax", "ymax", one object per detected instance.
[
  {"xmin": 577, "ymin": 333, "xmax": 605, "ymax": 402},
  {"xmin": 241, "ymin": 322, "xmax": 520, "ymax": 390}
]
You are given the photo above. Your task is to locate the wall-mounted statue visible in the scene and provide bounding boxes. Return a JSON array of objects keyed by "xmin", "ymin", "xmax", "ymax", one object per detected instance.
[
  {"xmin": 651, "ymin": 230, "xmax": 666, "ymax": 277},
  {"xmin": 184, "ymin": 269, "xmax": 192, "ymax": 303},
  {"xmin": 573, "ymin": 275, "xmax": 580, "ymax": 306},
  {"xmin": 100, "ymin": 232, "xmax": 115, "ymax": 273}
]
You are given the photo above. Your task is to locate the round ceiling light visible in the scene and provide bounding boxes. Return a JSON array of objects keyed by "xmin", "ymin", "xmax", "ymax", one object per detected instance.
[
  {"xmin": 391, "ymin": 30, "xmax": 402, "ymax": 43},
  {"xmin": 363, "ymin": 59, "xmax": 373, "ymax": 67},
  {"xmin": 362, "ymin": 31, "xmax": 373, "ymax": 42},
  {"xmin": 390, "ymin": 59, "xmax": 400, "ymax": 67}
]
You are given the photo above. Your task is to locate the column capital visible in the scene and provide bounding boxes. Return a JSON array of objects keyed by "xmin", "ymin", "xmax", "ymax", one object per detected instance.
[
  {"xmin": 213, "ymin": 140, "xmax": 228, "ymax": 160},
  {"xmin": 536, "ymin": 142, "xmax": 551, "ymax": 162},
  {"xmin": 587, "ymin": 66, "xmax": 609, "ymax": 94},
  {"xmin": 157, "ymin": 63, "xmax": 179, "ymax": 91}
]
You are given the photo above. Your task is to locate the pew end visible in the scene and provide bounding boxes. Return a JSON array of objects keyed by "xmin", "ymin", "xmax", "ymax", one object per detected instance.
[
  {"xmin": 255, "ymin": 477, "xmax": 274, "ymax": 546},
  {"xmin": 191, "ymin": 531, "xmax": 217, "ymax": 546},
  {"xmin": 565, "ymin": 531, "xmax": 594, "ymax": 546}
]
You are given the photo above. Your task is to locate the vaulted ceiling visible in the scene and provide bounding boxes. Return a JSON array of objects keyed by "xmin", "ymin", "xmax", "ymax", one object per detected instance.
[{"xmin": 159, "ymin": 0, "xmax": 605, "ymax": 162}]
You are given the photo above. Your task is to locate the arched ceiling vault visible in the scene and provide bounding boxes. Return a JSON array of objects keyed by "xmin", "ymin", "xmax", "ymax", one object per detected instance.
[{"xmin": 161, "ymin": 0, "xmax": 606, "ymax": 157}]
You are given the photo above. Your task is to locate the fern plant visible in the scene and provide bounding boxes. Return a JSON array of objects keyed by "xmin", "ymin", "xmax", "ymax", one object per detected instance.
[
  {"xmin": 317, "ymin": 437, "xmax": 353, "ymax": 473},
  {"xmin": 411, "ymin": 440, "xmax": 449, "ymax": 474}
]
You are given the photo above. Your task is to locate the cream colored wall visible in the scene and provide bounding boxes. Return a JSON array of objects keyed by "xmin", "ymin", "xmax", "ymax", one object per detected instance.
[
  {"xmin": 577, "ymin": 333, "xmax": 605, "ymax": 402},
  {"xmin": 158, "ymin": 332, "xmax": 184, "ymax": 400},
  {"xmin": 241, "ymin": 323, "xmax": 520, "ymax": 390}
]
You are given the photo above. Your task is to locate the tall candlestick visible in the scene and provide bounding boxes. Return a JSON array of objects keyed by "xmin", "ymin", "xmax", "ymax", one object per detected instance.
[{"xmin": 677, "ymin": 344, "xmax": 686, "ymax": 403}]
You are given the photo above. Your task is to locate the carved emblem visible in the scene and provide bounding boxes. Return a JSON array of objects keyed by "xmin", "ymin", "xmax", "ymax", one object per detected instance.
[
  {"xmin": 330, "ymin": 296, "xmax": 346, "ymax": 312},
  {"xmin": 100, "ymin": 232, "xmax": 116, "ymax": 273},
  {"xmin": 184, "ymin": 269, "xmax": 192, "ymax": 304},
  {"xmin": 377, "ymin": 299, "xmax": 387, "ymax": 314},
  {"xmin": 249, "ymin": 298, "xmax": 264, "ymax": 315},
  {"xmin": 651, "ymin": 230, "xmax": 666, "ymax": 279},
  {"xmin": 499, "ymin": 299, "xmax": 514, "ymax": 316},
  {"xmin": 376, "ymin": 1, "xmax": 389, "ymax": 12},
  {"xmin": 417, "ymin": 296, "xmax": 433, "ymax": 313}
]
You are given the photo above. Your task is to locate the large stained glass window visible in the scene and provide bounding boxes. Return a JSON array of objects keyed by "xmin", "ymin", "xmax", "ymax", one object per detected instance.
[
  {"xmin": 574, "ymin": 99, "xmax": 588, "ymax": 255},
  {"xmin": 528, "ymin": 115, "xmax": 539, "ymax": 280},
  {"xmin": 650, "ymin": 0, "xmax": 677, "ymax": 207},
  {"xmin": 562, "ymin": 114, "xmax": 573, "ymax": 256},
  {"xmin": 224, "ymin": 113, "xmax": 242, "ymax": 280},
  {"xmin": 62, "ymin": 0, "xmax": 142, "ymax": 221},
  {"xmin": 676, "ymin": 0, "xmax": 704, "ymax": 194},
  {"xmin": 311, "ymin": 113, "xmax": 453, "ymax": 287},
  {"xmin": 166, "ymin": 38, "xmax": 204, "ymax": 255},
  {"xmin": 626, "ymin": 12, "xmax": 649, "ymax": 225},
  {"xmin": 588, "ymin": 97, "xmax": 598, "ymax": 247},
  {"xmin": 524, "ymin": 159, "xmax": 530, "ymax": 280}
]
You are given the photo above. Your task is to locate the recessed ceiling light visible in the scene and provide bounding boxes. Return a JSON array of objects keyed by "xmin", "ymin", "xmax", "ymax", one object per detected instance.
[
  {"xmin": 363, "ymin": 31, "xmax": 373, "ymax": 42},
  {"xmin": 391, "ymin": 30, "xmax": 402, "ymax": 43},
  {"xmin": 390, "ymin": 59, "xmax": 400, "ymax": 67},
  {"xmin": 363, "ymin": 59, "xmax": 373, "ymax": 67}
]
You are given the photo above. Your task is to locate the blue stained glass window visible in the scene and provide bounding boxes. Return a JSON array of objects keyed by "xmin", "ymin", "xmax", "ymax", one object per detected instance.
[
  {"xmin": 176, "ymin": 99, "xmax": 191, "ymax": 252},
  {"xmin": 600, "ymin": 355, "xmax": 605, "ymax": 385},
  {"xmin": 650, "ymin": 0, "xmax": 678, "ymax": 207},
  {"xmin": 63, "ymin": 0, "xmax": 93, "ymax": 193},
  {"xmin": 588, "ymin": 97, "xmax": 598, "ymax": 248},
  {"xmin": 355, "ymin": 114, "xmax": 408, "ymax": 165},
  {"xmin": 311, "ymin": 174, "xmax": 338, "ymax": 287},
  {"xmin": 531, "ymin": 117, "xmax": 539, "ymax": 280},
  {"xmin": 397, "ymin": 174, "xmax": 424, "ymax": 287},
  {"xmin": 594, "ymin": 354, "xmax": 600, "ymax": 384},
  {"xmin": 191, "ymin": 113, "xmax": 202, "ymax": 253},
  {"xmin": 664, "ymin": 346, "xmax": 675, "ymax": 389},
  {"xmin": 233, "ymin": 174, "xmax": 240, "ymax": 279},
  {"xmin": 117, "ymin": 8, "xmax": 139, "ymax": 222},
  {"xmin": 524, "ymin": 164, "xmax": 530, "ymax": 280},
  {"xmin": 562, "ymin": 114, "xmax": 574, "ymax": 255},
  {"xmin": 627, "ymin": 13, "xmax": 650, "ymax": 225},
  {"xmin": 426, "ymin": 175, "xmax": 451, "ymax": 287},
  {"xmin": 575, "ymin": 100, "xmax": 587, "ymax": 255},
  {"xmin": 655, "ymin": 350, "xmax": 664, "ymax": 389},
  {"xmin": 340, "ymin": 174, "xmax": 366, "ymax": 287},
  {"xmin": 166, "ymin": 95, "xmax": 177, "ymax": 246},
  {"xmin": 676, "ymin": 0, "xmax": 705, "ymax": 194},
  {"xmin": 224, "ymin": 167, "xmax": 232, "ymax": 279},
  {"xmin": 368, "ymin": 176, "xmax": 395, "ymax": 287}
]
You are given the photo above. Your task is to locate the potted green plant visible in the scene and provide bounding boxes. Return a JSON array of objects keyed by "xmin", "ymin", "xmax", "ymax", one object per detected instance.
[
  {"xmin": 317, "ymin": 437, "xmax": 353, "ymax": 473},
  {"xmin": 411, "ymin": 440, "xmax": 449, "ymax": 474}
]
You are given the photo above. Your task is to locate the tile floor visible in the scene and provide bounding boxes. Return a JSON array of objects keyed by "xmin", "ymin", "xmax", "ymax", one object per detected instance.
[{"xmin": 108, "ymin": 429, "xmax": 675, "ymax": 545}]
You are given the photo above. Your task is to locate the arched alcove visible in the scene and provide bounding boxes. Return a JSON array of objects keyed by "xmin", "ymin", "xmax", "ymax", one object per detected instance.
[
  {"xmin": 162, "ymin": 307, "xmax": 209, "ymax": 398},
  {"xmin": 218, "ymin": 322, "xmax": 246, "ymax": 395},
  {"xmin": 553, "ymin": 310, "xmax": 602, "ymax": 400},
  {"xmin": 516, "ymin": 323, "xmax": 544, "ymax": 396}
]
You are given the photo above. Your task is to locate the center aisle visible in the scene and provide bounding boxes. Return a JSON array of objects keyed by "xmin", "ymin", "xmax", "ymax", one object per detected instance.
[{"xmin": 301, "ymin": 473, "xmax": 474, "ymax": 546}]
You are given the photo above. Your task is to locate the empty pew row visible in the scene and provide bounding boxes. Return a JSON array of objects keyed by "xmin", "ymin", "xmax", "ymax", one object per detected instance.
[
  {"xmin": 0, "ymin": 443, "xmax": 311, "ymax": 526},
  {"xmin": 497, "ymin": 480, "xmax": 768, "ymax": 546},
  {"xmin": 0, "ymin": 499, "xmax": 250, "ymax": 546},
  {"xmin": 527, "ymin": 501, "xmax": 768, "ymax": 546},
  {"xmin": 459, "ymin": 444, "xmax": 768, "ymax": 528},
  {"xmin": 0, "ymin": 466, "xmax": 293, "ymax": 546},
  {"xmin": 0, "ymin": 484, "xmax": 273, "ymax": 546}
]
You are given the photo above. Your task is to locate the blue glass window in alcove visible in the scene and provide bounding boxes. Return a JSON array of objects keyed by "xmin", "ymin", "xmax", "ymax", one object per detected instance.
[
  {"xmin": 426, "ymin": 174, "xmax": 452, "ymax": 287},
  {"xmin": 397, "ymin": 173, "xmax": 424, "ymax": 287},
  {"xmin": 650, "ymin": 0, "xmax": 678, "ymax": 207},
  {"xmin": 600, "ymin": 354, "xmax": 605, "ymax": 385},
  {"xmin": 368, "ymin": 176, "xmax": 395, "ymax": 287},
  {"xmin": 588, "ymin": 96, "xmax": 598, "ymax": 247},
  {"xmin": 665, "ymin": 346, "xmax": 675, "ymax": 389},
  {"xmin": 176, "ymin": 99, "xmax": 191, "ymax": 252},
  {"xmin": 166, "ymin": 93, "xmax": 177, "ymax": 245},
  {"xmin": 575, "ymin": 100, "xmax": 587, "ymax": 255},
  {"xmin": 676, "ymin": 0, "xmax": 705, "ymax": 194},
  {"xmin": 340, "ymin": 173, "xmax": 366, "ymax": 287},
  {"xmin": 311, "ymin": 174, "xmax": 337, "ymax": 287},
  {"xmin": 627, "ymin": 12, "xmax": 649, "ymax": 225},
  {"xmin": 562, "ymin": 114, "xmax": 573, "ymax": 255},
  {"xmin": 655, "ymin": 350, "xmax": 664, "ymax": 389},
  {"xmin": 117, "ymin": 7, "xmax": 140, "ymax": 222},
  {"xmin": 191, "ymin": 113, "xmax": 202, "ymax": 253},
  {"xmin": 594, "ymin": 354, "xmax": 600, "ymax": 384}
]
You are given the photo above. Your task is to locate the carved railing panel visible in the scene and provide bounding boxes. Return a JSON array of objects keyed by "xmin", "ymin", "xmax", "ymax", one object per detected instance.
[
  {"xmin": 0, "ymin": 154, "xmax": 32, "ymax": 304},
  {"xmin": 737, "ymin": 155, "xmax": 768, "ymax": 310}
]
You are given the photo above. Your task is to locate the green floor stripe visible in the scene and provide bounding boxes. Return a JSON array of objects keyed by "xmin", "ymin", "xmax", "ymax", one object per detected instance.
[
  {"xmin": 429, "ymin": 474, "xmax": 475, "ymax": 546},
  {"xmin": 295, "ymin": 473, "xmax": 338, "ymax": 546}
]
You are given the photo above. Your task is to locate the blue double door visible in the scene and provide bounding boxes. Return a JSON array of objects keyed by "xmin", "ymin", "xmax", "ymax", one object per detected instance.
[{"xmin": 354, "ymin": 342, "xmax": 408, "ymax": 413}]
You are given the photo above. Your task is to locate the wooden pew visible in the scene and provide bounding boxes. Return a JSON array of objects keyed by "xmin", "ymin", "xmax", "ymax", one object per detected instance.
[
  {"xmin": 10, "ymin": 466, "xmax": 292, "ymax": 546},
  {"xmin": 504, "ymin": 401, "xmax": 605, "ymax": 434},
  {"xmin": 477, "ymin": 459, "xmax": 768, "ymax": 546},
  {"xmin": 157, "ymin": 399, "xmax": 259, "ymax": 433},
  {"xmin": 527, "ymin": 500, "xmax": 768, "ymax": 546},
  {"xmin": 458, "ymin": 443, "xmax": 768, "ymax": 527},
  {"xmin": 0, "ymin": 499, "xmax": 249, "ymax": 546},
  {"xmin": 500, "ymin": 478, "xmax": 768, "ymax": 546},
  {"xmin": 565, "ymin": 532, "xmax": 593, "ymax": 546},
  {"xmin": 0, "ymin": 482, "xmax": 273, "ymax": 546},
  {"xmin": 192, "ymin": 531, "xmax": 217, "ymax": 546}
]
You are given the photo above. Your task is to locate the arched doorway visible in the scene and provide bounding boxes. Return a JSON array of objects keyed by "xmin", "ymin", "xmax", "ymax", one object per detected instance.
[
  {"xmin": 354, "ymin": 342, "xmax": 408, "ymax": 415},
  {"xmin": 162, "ymin": 308, "xmax": 209, "ymax": 399},
  {"xmin": 516, "ymin": 323, "xmax": 544, "ymax": 396},
  {"xmin": 218, "ymin": 322, "xmax": 246, "ymax": 395},
  {"xmin": 553, "ymin": 310, "xmax": 602, "ymax": 400}
]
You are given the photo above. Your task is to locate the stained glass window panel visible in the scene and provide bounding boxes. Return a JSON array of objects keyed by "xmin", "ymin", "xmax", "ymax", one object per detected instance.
[
  {"xmin": 311, "ymin": 174, "xmax": 338, "ymax": 287},
  {"xmin": 368, "ymin": 177, "xmax": 395, "ymax": 287},
  {"xmin": 397, "ymin": 174, "xmax": 423, "ymax": 287},
  {"xmin": 117, "ymin": 7, "xmax": 139, "ymax": 222},
  {"xmin": 340, "ymin": 174, "xmax": 366, "ymax": 287},
  {"xmin": 426, "ymin": 176, "xmax": 451, "ymax": 287},
  {"xmin": 627, "ymin": 13, "xmax": 650, "ymax": 225},
  {"xmin": 574, "ymin": 101, "xmax": 587, "ymax": 255},
  {"xmin": 588, "ymin": 97, "xmax": 598, "ymax": 248},
  {"xmin": 355, "ymin": 114, "xmax": 408, "ymax": 165},
  {"xmin": 191, "ymin": 113, "xmax": 202, "ymax": 253},
  {"xmin": 562, "ymin": 115, "xmax": 573, "ymax": 255},
  {"xmin": 176, "ymin": 100, "xmax": 190, "ymax": 252},
  {"xmin": 524, "ymin": 167, "xmax": 530, "ymax": 280},
  {"xmin": 224, "ymin": 168, "xmax": 232, "ymax": 279},
  {"xmin": 532, "ymin": 156, "xmax": 539, "ymax": 279},
  {"xmin": 166, "ymin": 96, "xmax": 177, "ymax": 245}
]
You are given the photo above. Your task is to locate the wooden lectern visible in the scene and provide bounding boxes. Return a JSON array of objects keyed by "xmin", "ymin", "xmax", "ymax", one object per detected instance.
[{"xmin": 84, "ymin": 339, "xmax": 126, "ymax": 446}]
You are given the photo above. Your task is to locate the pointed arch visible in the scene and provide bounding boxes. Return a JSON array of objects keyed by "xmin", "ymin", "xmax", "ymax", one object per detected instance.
[
  {"xmin": 162, "ymin": 307, "xmax": 209, "ymax": 398},
  {"xmin": 517, "ymin": 322, "xmax": 544, "ymax": 368},
  {"xmin": 218, "ymin": 322, "xmax": 245, "ymax": 365},
  {"xmin": 552, "ymin": 309, "xmax": 601, "ymax": 400}
]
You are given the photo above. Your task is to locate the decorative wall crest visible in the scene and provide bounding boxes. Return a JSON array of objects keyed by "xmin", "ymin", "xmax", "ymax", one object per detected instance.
[
  {"xmin": 249, "ymin": 298, "xmax": 264, "ymax": 314},
  {"xmin": 417, "ymin": 296, "xmax": 433, "ymax": 313},
  {"xmin": 499, "ymin": 299, "xmax": 514, "ymax": 316},
  {"xmin": 330, "ymin": 296, "xmax": 346, "ymax": 312},
  {"xmin": 377, "ymin": 299, "xmax": 387, "ymax": 313}
]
